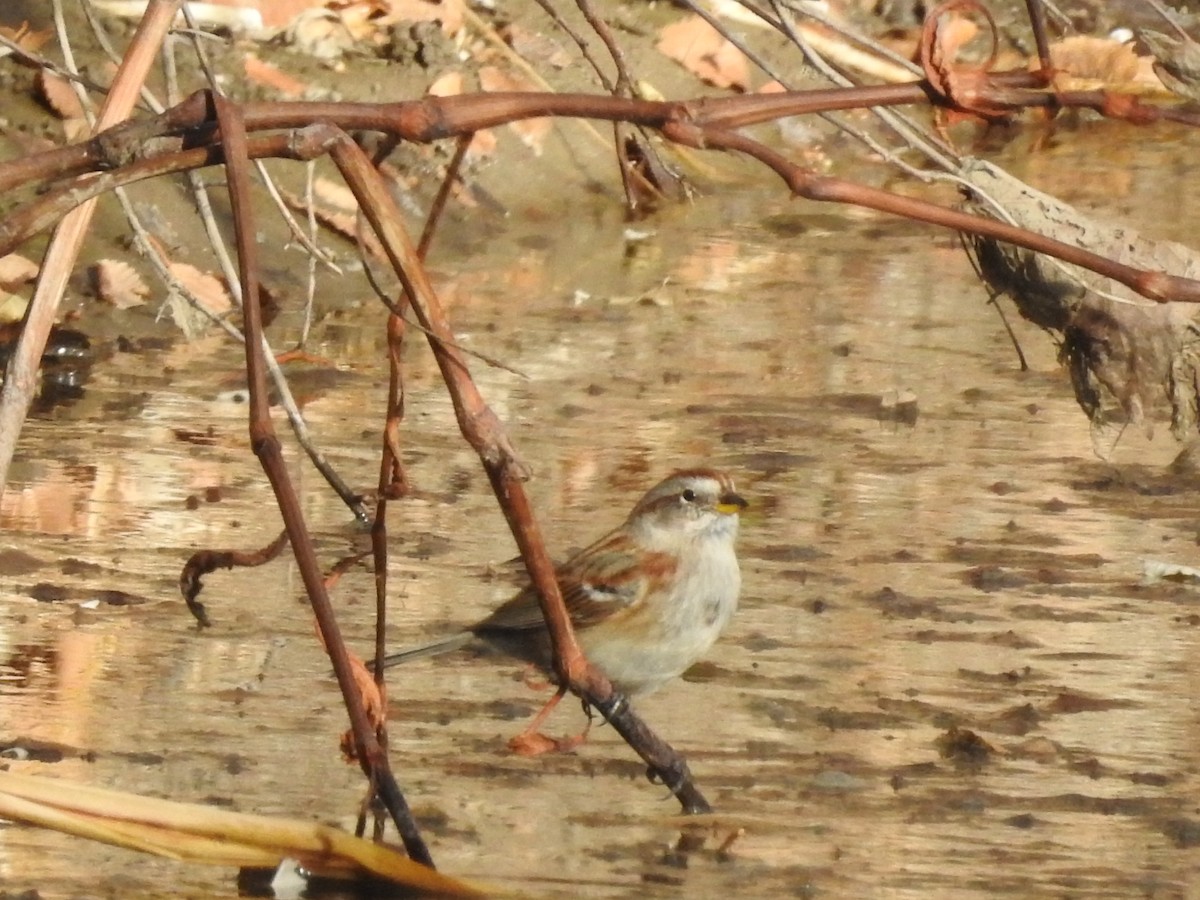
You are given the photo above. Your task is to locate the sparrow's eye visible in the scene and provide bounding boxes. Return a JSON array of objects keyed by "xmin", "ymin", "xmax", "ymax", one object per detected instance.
[{"xmin": 681, "ymin": 488, "xmax": 696, "ymax": 502}]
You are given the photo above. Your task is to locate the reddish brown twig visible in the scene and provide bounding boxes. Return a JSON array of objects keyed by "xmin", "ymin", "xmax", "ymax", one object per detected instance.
[
  {"xmin": 180, "ymin": 529, "xmax": 289, "ymax": 627},
  {"xmin": 210, "ymin": 93, "xmax": 433, "ymax": 868}
]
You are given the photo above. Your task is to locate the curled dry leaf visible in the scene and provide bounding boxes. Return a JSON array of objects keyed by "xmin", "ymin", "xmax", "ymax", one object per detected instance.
[
  {"xmin": 168, "ymin": 263, "xmax": 233, "ymax": 317},
  {"xmin": 501, "ymin": 23, "xmax": 571, "ymax": 69},
  {"xmin": 933, "ymin": 14, "xmax": 979, "ymax": 64},
  {"xmin": 313, "ymin": 176, "xmax": 359, "ymax": 212},
  {"xmin": 279, "ymin": 186, "xmax": 385, "ymax": 258},
  {"xmin": 165, "ymin": 262, "xmax": 234, "ymax": 338},
  {"xmin": 92, "ymin": 259, "xmax": 150, "ymax": 310},
  {"xmin": 656, "ymin": 14, "xmax": 749, "ymax": 91},
  {"xmin": 34, "ymin": 70, "xmax": 85, "ymax": 121},
  {"xmin": 1048, "ymin": 35, "xmax": 1159, "ymax": 93},
  {"xmin": 0, "ymin": 291, "xmax": 27, "ymax": 324},
  {"xmin": 338, "ymin": 651, "xmax": 388, "ymax": 763}
]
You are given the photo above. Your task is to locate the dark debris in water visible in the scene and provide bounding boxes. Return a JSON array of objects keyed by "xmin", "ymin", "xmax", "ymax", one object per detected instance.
[
  {"xmin": 25, "ymin": 582, "xmax": 151, "ymax": 605},
  {"xmin": 1162, "ymin": 819, "xmax": 1200, "ymax": 848},
  {"xmin": 816, "ymin": 707, "xmax": 906, "ymax": 731},
  {"xmin": 1003, "ymin": 812, "xmax": 1040, "ymax": 829},
  {"xmin": 1009, "ymin": 603, "xmax": 1107, "ymax": 623},
  {"xmin": 935, "ymin": 726, "xmax": 996, "ymax": 767},
  {"xmin": 909, "ymin": 628, "xmax": 1043, "ymax": 649},
  {"xmin": 1045, "ymin": 691, "xmax": 1138, "ymax": 714},
  {"xmin": 978, "ymin": 703, "xmax": 1042, "ymax": 736},
  {"xmin": 957, "ymin": 666, "xmax": 1036, "ymax": 685},
  {"xmin": 964, "ymin": 565, "xmax": 1032, "ymax": 593},
  {"xmin": 866, "ymin": 587, "xmax": 981, "ymax": 622},
  {"xmin": 753, "ymin": 543, "xmax": 829, "ymax": 563}
]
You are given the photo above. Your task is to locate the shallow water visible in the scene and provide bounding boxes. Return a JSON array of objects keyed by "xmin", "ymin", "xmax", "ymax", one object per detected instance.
[{"xmin": 4, "ymin": 121, "xmax": 1200, "ymax": 898}]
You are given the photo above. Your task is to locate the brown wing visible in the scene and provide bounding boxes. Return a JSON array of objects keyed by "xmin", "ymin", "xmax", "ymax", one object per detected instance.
[{"xmin": 473, "ymin": 529, "xmax": 676, "ymax": 634}]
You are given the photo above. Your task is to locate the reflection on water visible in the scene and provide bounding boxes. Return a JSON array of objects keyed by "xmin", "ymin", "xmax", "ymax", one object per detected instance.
[{"xmin": 4, "ymin": 141, "xmax": 1200, "ymax": 898}]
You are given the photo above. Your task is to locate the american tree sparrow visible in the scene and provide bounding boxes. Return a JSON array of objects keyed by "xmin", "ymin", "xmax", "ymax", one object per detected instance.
[{"xmin": 380, "ymin": 468, "xmax": 747, "ymax": 752}]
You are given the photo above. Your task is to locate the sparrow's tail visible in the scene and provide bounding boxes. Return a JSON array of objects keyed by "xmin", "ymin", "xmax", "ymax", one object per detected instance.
[{"xmin": 375, "ymin": 631, "xmax": 475, "ymax": 670}]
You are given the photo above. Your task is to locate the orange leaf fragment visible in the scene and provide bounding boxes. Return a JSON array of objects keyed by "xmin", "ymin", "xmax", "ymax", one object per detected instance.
[
  {"xmin": 167, "ymin": 262, "xmax": 233, "ymax": 317},
  {"xmin": 278, "ymin": 188, "xmax": 385, "ymax": 258},
  {"xmin": 92, "ymin": 259, "xmax": 149, "ymax": 310},
  {"xmin": 34, "ymin": 70, "xmax": 85, "ymax": 120},
  {"xmin": 657, "ymin": 15, "xmax": 749, "ymax": 91},
  {"xmin": 1048, "ymin": 35, "xmax": 1140, "ymax": 87}
]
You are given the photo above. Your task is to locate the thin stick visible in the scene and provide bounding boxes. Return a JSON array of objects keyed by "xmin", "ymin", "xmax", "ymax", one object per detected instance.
[
  {"xmin": 0, "ymin": 0, "xmax": 181, "ymax": 496},
  {"xmin": 322, "ymin": 124, "xmax": 713, "ymax": 813},
  {"xmin": 211, "ymin": 94, "xmax": 433, "ymax": 867}
]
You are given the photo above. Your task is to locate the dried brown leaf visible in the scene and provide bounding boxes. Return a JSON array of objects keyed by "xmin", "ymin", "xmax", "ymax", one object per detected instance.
[
  {"xmin": 1142, "ymin": 29, "xmax": 1200, "ymax": 101},
  {"xmin": 279, "ymin": 188, "xmax": 385, "ymax": 258},
  {"xmin": 167, "ymin": 263, "xmax": 233, "ymax": 317},
  {"xmin": 1050, "ymin": 36, "xmax": 1139, "ymax": 84},
  {"xmin": 34, "ymin": 70, "xmax": 85, "ymax": 120},
  {"xmin": 92, "ymin": 259, "xmax": 149, "ymax": 310},
  {"xmin": 502, "ymin": 23, "xmax": 571, "ymax": 69},
  {"xmin": 656, "ymin": 14, "xmax": 749, "ymax": 91},
  {"xmin": 313, "ymin": 176, "xmax": 359, "ymax": 212},
  {"xmin": 251, "ymin": 0, "xmax": 327, "ymax": 30}
]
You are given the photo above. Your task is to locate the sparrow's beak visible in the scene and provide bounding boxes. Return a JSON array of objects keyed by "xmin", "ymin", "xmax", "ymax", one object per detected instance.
[{"xmin": 715, "ymin": 491, "xmax": 748, "ymax": 515}]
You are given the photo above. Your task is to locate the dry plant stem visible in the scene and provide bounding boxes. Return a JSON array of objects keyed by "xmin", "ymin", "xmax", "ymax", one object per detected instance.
[
  {"xmin": 592, "ymin": 692, "xmax": 712, "ymax": 814},
  {"xmin": 319, "ymin": 129, "xmax": 712, "ymax": 811},
  {"xmin": 418, "ymin": 134, "xmax": 472, "ymax": 256},
  {"xmin": 1023, "ymin": 0, "xmax": 1055, "ymax": 77},
  {"xmin": 8, "ymin": 74, "xmax": 1199, "ymax": 199},
  {"xmin": 373, "ymin": 311, "xmax": 410, "ymax": 677},
  {"xmin": 4, "ymin": 83, "xmax": 1200, "ymax": 309},
  {"xmin": 12, "ymin": 100, "xmax": 1200, "ymax": 306},
  {"xmin": 0, "ymin": 0, "xmax": 180, "ymax": 496},
  {"xmin": 530, "ymin": 0, "xmax": 615, "ymax": 92},
  {"xmin": 322, "ymin": 130, "xmax": 580, "ymax": 667},
  {"xmin": 211, "ymin": 94, "xmax": 432, "ymax": 868},
  {"xmin": 160, "ymin": 36, "xmax": 362, "ymax": 520},
  {"xmin": 573, "ymin": 0, "xmax": 632, "ymax": 95},
  {"xmin": 181, "ymin": 529, "xmax": 290, "ymax": 627},
  {"xmin": 662, "ymin": 122, "xmax": 1200, "ymax": 304},
  {"xmin": 365, "ymin": 311, "xmax": 408, "ymax": 841}
]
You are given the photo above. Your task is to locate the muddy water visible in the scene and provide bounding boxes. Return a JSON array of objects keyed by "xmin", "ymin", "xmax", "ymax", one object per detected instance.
[{"xmin": 5, "ymin": 128, "xmax": 1200, "ymax": 898}]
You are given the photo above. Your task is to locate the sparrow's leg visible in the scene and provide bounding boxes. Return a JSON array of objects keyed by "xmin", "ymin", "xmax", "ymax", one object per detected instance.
[{"xmin": 507, "ymin": 685, "xmax": 594, "ymax": 755}]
